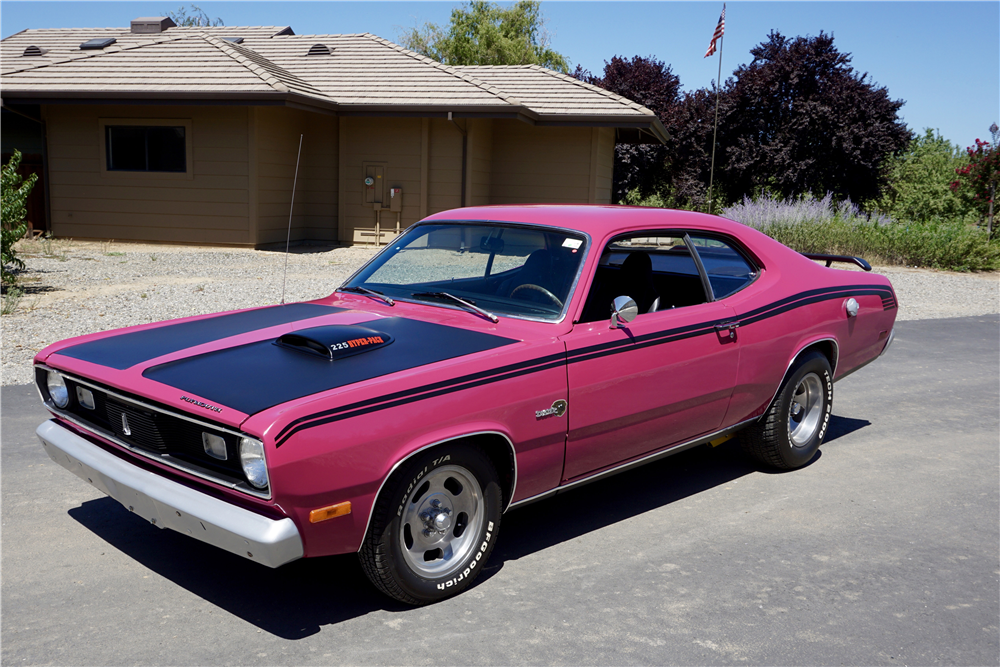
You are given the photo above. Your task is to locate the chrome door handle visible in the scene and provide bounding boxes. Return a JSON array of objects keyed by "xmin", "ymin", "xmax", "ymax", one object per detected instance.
[{"xmin": 714, "ymin": 321, "xmax": 741, "ymax": 339}]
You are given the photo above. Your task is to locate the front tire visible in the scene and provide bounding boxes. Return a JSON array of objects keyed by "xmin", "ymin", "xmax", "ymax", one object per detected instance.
[
  {"xmin": 742, "ymin": 351, "xmax": 833, "ymax": 470},
  {"xmin": 359, "ymin": 445, "xmax": 502, "ymax": 605}
]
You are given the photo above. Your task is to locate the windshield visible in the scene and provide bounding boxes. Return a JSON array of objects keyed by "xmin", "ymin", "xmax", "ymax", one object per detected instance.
[{"xmin": 343, "ymin": 223, "xmax": 587, "ymax": 320}]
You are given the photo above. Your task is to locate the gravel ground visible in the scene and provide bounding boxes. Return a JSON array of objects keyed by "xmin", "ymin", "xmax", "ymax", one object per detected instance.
[{"xmin": 2, "ymin": 237, "xmax": 997, "ymax": 386}]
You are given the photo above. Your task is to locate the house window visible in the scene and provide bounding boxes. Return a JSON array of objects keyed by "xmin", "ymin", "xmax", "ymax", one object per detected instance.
[{"xmin": 105, "ymin": 125, "xmax": 186, "ymax": 172}]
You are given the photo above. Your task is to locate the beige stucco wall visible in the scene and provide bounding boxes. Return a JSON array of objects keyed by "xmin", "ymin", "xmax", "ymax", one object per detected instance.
[{"xmin": 43, "ymin": 104, "xmax": 253, "ymax": 244}]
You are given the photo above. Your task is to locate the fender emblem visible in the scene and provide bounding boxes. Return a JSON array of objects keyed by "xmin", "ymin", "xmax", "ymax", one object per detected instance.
[{"xmin": 535, "ymin": 399, "xmax": 568, "ymax": 419}]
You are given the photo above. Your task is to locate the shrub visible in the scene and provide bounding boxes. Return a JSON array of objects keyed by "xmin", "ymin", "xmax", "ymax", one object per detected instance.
[
  {"xmin": 1, "ymin": 150, "xmax": 38, "ymax": 288},
  {"xmin": 950, "ymin": 124, "xmax": 999, "ymax": 235},
  {"xmin": 721, "ymin": 193, "xmax": 1000, "ymax": 271},
  {"xmin": 878, "ymin": 129, "xmax": 978, "ymax": 224}
]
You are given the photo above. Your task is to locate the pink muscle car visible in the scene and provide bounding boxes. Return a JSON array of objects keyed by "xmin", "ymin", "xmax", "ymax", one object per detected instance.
[{"xmin": 34, "ymin": 205, "xmax": 897, "ymax": 604}]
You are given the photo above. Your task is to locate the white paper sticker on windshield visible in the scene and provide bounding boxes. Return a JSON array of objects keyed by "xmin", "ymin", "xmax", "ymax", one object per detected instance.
[{"xmin": 562, "ymin": 238, "xmax": 583, "ymax": 249}]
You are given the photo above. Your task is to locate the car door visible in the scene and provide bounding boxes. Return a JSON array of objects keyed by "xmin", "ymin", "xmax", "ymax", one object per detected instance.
[{"xmin": 559, "ymin": 233, "xmax": 743, "ymax": 482}]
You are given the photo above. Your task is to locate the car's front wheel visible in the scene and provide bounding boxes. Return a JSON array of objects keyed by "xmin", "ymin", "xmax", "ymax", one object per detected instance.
[
  {"xmin": 359, "ymin": 444, "xmax": 502, "ymax": 605},
  {"xmin": 741, "ymin": 351, "xmax": 833, "ymax": 470}
]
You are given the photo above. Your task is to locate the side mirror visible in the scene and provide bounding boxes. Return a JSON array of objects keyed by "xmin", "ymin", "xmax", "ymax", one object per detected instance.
[{"xmin": 610, "ymin": 296, "xmax": 638, "ymax": 329}]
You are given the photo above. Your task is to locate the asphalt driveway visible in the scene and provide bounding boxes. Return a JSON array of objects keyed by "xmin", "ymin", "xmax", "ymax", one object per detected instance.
[{"xmin": 2, "ymin": 315, "xmax": 997, "ymax": 666}]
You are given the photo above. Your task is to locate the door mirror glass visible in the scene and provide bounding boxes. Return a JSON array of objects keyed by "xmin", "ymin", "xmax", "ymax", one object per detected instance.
[{"xmin": 610, "ymin": 296, "xmax": 638, "ymax": 329}]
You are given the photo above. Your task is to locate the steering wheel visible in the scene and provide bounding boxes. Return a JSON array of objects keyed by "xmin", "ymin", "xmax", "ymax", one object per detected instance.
[{"xmin": 510, "ymin": 283, "xmax": 563, "ymax": 308}]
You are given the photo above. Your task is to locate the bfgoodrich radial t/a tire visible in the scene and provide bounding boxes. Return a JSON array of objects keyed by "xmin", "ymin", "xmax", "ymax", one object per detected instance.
[
  {"xmin": 359, "ymin": 444, "xmax": 503, "ymax": 605},
  {"xmin": 741, "ymin": 351, "xmax": 833, "ymax": 470}
]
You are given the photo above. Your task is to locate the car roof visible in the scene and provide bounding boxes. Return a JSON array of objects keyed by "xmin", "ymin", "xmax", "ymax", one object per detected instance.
[{"xmin": 420, "ymin": 204, "xmax": 748, "ymax": 239}]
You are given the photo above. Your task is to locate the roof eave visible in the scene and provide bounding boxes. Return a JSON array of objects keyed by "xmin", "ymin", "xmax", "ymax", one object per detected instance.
[{"xmin": 1, "ymin": 90, "xmax": 670, "ymax": 142}]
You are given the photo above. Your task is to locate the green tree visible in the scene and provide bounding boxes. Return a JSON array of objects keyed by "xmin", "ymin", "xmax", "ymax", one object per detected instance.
[
  {"xmin": 398, "ymin": 0, "xmax": 569, "ymax": 72},
  {"xmin": 1, "ymin": 150, "xmax": 38, "ymax": 288},
  {"xmin": 165, "ymin": 4, "xmax": 224, "ymax": 27},
  {"xmin": 879, "ymin": 129, "xmax": 974, "ymax": 223}
]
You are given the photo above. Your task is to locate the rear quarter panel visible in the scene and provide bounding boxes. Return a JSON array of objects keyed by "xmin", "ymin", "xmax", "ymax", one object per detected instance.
[{"xmin": 720, "ymin": 234, "xmax": 897, "ymax": 424}]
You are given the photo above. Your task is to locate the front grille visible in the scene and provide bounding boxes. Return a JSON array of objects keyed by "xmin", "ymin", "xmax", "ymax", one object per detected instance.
[
  {"xmin": 36, "ymin": 366, "xmax": 256, "ymax": 492},
  {"xmin": 106, "ymin": 400, "xmax": 168, "ymax": 451}
]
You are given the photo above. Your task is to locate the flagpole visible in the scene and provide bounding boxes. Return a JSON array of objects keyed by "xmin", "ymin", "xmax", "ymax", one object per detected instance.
[{"xmin": 707, "ymin": 33, "xmax": 723, "ymax": 215}]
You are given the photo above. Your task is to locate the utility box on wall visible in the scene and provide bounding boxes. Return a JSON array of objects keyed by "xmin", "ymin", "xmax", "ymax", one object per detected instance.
[
  {"xmin": 354, "ymin": 161, "xmax": 403, "ymax": 246},
  {"xmin": 363, "ymin": 162, "xmax": 386, "ymax": 206}
]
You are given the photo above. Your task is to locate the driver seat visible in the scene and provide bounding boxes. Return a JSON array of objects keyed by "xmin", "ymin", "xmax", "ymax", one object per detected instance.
[
  {"xmin": 619, "ymin": 252, "xmax": 661, "ymax": 313},
  {"xmin": 504, "ymin": 249, "xmax": 559, "ymax": 300}
]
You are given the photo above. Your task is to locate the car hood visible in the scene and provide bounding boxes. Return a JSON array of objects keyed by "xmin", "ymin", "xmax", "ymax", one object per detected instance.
[{"xmin": 42, "ymin": 302, "xmax": 517, "ymax": 425}]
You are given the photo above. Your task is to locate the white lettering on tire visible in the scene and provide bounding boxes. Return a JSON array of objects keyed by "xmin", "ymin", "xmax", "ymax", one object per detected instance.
[
  {"xmin": 437, "ymin": 520, "xmax": 495, "ymax": 590},
  {"xmin": 817, "ymin": 371, "xmax": 833, "ymax": 441}
]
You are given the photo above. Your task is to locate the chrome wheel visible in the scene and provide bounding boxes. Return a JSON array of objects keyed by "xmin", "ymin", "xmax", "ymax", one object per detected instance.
[
  {"xmin": 399, "ymin": 465, "xmax": 484, "ymax": 578},
  {"xmin": 788, "ymin": 372, "xmax": 824, "ymax": 447}
]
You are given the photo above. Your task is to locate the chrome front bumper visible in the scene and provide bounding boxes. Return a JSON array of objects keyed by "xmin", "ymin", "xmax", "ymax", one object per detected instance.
[{"xmin": 37, "ymin": 420, "xmax": 303, "ymax": 568}]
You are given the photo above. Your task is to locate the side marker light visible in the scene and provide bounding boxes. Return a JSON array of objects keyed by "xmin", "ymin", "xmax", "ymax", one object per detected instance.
[{"xmin": 309, "ymin": 501, "xmax": 352, "ymax": 523}]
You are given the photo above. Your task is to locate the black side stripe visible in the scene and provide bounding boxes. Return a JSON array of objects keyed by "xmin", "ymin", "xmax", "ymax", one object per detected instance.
[
  {"xmin": 273, "ymin": 284, "xmax": 892, "ymax": 446},
  {"xmin": 274, "ymin": 352, "xmax": 566, "ymax": 446}
]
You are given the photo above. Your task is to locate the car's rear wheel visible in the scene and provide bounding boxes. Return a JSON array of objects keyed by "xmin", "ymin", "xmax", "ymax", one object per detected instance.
[
  {"xmin": 359, "ymin": 444, "xmax": 502, "ymax": 605},
  {"xmin": 741, "ymin": 351, "xmax": 833, "ymax": 470}
]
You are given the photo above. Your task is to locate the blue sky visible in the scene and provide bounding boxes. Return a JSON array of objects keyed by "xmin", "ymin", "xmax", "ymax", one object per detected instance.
[{"xmin": 2, "ymin": 1, "xmax": 997, "ymax": 148}]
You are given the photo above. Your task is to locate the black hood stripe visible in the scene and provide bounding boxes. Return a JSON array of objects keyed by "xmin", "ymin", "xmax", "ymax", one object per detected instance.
[
  {"xmin": 143, "ymin": 318, "xmax": 517, "ymax": 418},
  {"xmin": 275, "ymin": 283, "xmax": 892, "ymax": 446},
  {"xmin": 57, "ymin": 303, "xmax": 345, "ymax": 370}
]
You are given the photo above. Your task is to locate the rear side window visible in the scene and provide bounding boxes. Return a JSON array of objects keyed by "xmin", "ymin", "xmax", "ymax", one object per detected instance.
[{"xmin": 687, "ymin": 235, "xmax": 756, "ymax": 299}]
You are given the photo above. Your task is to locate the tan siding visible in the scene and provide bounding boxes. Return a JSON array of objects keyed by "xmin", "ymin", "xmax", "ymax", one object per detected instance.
[
  {"xmin": 468, "ymin": 118, "xmax": 493, "ymax": 206},
  {"xmin": 44, "ymin": 104, "xmax": 253, "ymax": 244},
  {"xmin": 596, "ymin": 127, "xmax": 615, "ymax": 204},
  {"xmin": 427, "ymin": 118, "xmax": 463, "ymax": 215},
  {"xmin": 254, "ymin": 106, "xmax": 338, "ymax": 245},
  {"xmin": 490, "ymin": 122, "xmax": 594, "ymax": 204},
  {"xmin": 340, "ymin": 116, "xmax": 425, "ymax": 243},
  {"xmin": 420, "ymin": 118, "xmax": 430, "ymax": 218}
]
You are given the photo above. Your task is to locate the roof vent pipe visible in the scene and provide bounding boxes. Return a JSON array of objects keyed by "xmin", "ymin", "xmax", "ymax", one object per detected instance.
[{"xmin": 130, "ymin": 17, "xmax": 176, "ymax": 34}]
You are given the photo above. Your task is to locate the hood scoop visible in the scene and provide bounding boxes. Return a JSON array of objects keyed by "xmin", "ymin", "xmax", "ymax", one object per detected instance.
[{"xmin": 275, "ymin": 325, "xmax": 393, "ymax": 361}]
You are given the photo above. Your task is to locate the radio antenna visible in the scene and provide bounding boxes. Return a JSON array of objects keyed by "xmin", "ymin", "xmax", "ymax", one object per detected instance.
[{"xmin": 281, "ymin": 134, "xmax": 304, "ymax": 305}]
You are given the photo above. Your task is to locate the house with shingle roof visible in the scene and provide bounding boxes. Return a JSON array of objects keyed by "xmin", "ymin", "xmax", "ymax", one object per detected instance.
[{"xmin": 1, "ymin": 18, "xmax": 667, "ymax": 246}]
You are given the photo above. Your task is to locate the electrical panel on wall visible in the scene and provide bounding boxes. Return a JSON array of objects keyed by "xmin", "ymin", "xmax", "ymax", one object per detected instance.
[{"xmin": 363, "ymin": 162, "xmax": 386, "ymax": 206}]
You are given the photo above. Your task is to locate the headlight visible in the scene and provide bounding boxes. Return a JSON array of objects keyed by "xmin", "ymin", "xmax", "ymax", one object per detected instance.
[
  {"xmin": 239, "ymin": 437, "xmax": 268, "ymax": 489},
  {"xmin": 47, "ymin": 371, "xmax": 70, "ymax": 408}
]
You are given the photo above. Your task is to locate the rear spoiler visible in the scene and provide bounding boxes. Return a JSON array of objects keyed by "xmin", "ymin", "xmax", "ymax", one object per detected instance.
[{"xmin": 802, "ymin": 253, "xmax": 872, "ymax": 271}]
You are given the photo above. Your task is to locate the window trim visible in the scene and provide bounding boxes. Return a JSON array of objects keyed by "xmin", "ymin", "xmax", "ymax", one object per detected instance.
[
  {"xmin": 98, "ymin": 118, "xmax": 194, "ymax": 179},
  {"xmin": 589, "ymin": 229, "xmax": 760, "ymax": 319},
  {"xmin": 682, "ymin": 231, "xmax": 761, "ymax": 302}
]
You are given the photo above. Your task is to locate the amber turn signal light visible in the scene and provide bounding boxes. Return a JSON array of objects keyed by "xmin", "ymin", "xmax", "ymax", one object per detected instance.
[{"xmin": 309, "ymin": 501, "xmax": 352, "ymax": 523}]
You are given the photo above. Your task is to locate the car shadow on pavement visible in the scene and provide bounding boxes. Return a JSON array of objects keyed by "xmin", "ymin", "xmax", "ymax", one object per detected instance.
[
  {"xmin": 495, "ymin": 439, "xmax": 756, "ymax": 562},
  {"xmin": 68, "ymin": 499, "xmax": 404, "ymax": 639},
  {"xmin": 65, "ymin": 414, "xmax": 868, "ymax": 639},
  {"xmin": 823, "ymin": 414, "xmax": 871, "ymax": 444}
]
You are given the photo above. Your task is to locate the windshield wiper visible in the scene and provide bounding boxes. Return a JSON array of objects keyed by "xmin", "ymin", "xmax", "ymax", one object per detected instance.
[
  {"xmin": 410, "ymin": 291, "xmax": 499, "ymax": 323},
  {"xmin": 338, "ymin": 285, "xmax": 395, "ymax": 306}
]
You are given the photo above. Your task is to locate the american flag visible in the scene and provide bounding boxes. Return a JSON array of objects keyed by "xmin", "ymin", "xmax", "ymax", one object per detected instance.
[{"xmin": 704, "ymin": 4, "xmax": 726, "ymax": 58}]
